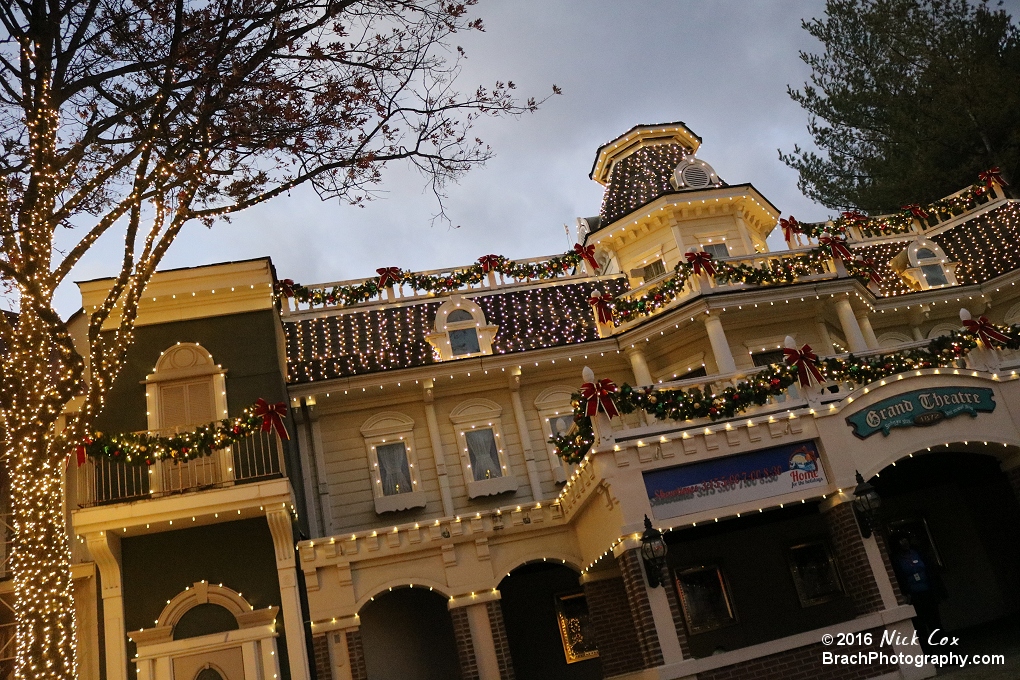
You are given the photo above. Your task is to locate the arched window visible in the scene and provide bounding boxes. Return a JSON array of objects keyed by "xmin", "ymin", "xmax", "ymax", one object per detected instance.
[
  {"xmin": 195, "ymin": 669, "xmax": 224, "ymax": 680},
  {"xmin": 449, "ymin": 398, "xmax": 518, "ymax": 498},
  {"xmin": 360, "ymin": 412, "xmax": 426, "ymax": 514},
  {"xmin": 145, "ymin": 343, "xmax": 228, "ymax": 432},
  {"xmin": 894, "ymin": 240, "xmax": 958, "ymax": 291},
  {"xmin": 426, "ymin": 296, "xmax": 499, "ymax": 360}
]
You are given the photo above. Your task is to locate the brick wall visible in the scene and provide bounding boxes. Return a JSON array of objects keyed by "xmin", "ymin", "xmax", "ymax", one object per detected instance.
[
  {"xmin": 696, "ymin": 627, "xmax": 898, "ymax": 680},
  {"xmin": 825, "ymin": 503, "xmax": 884, "ymax": 615},
  {"xmin": 873, "ymin": 531, "xmax": 907, "ymax": 606},
  {"xmin": 583, "ymin": 575, "xmax": 645, "ymax": 677},
  {"xmin": 345, "ymin": 629, "xmax": 368, "ymax": 680},
  {"xmin": 450, "ymin": 606, "xmax": 480, "ymax": 680},
  {"xmin": 486, "ymin": 601, "xmax": 516, "ymax": 680},
  {"xmin": 660, "ymin": 571, "xmax": 693, "ymax": 658},
  {"xmin": 618, "ymin": 549, "xmax": 665, "ymax": 669},
  {"xmin": 311, "ymin": 634, "xmax": 331, "ymax": 680}
]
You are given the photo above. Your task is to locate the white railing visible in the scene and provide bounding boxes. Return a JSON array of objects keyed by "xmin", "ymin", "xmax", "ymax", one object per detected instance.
[
  {"xmin": 76, "ymin": 430, "xmax": 285, "ymax": 508},
  {"xmin": 282, "ymin": 252, "xmax": 596, "ymax": 316}
]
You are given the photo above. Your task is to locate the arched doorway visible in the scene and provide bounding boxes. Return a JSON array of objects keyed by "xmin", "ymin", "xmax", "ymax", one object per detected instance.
[
  {"xmin": 498, "ymin": 562, "xmax": 601, "ymax": 680},
  {"xmin": 871, "ymin": 451, "xmax": 1020, "ymax": 639},
  {"xmin": 358, "ymin": 587, "xmax": 462, "ymax": 680}
]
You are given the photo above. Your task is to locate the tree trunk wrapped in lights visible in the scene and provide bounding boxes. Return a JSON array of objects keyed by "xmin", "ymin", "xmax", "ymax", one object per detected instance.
[{"xmin": 0, "ymin": 2, "xmax": 553, "ymax": 677}]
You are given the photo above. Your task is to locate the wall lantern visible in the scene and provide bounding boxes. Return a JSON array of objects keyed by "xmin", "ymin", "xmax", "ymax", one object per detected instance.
[
  {"xmin": 852, "ymin": 470, "xmax": 882, "ymax": 539},
  {"xmin": 640, "ymin": 515, "xmax": 668, "ymax": 587}
]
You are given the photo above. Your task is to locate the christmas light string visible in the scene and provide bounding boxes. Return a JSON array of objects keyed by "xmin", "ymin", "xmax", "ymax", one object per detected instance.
[{"xmin": 551, "ymin": 322, "xmax": 1020, "ymax": 464}]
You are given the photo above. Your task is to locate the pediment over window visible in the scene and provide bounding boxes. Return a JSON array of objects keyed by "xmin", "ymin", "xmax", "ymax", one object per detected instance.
[{"xmin": 425, "ymin": 295, "xmax": 499, "ymax": 361}]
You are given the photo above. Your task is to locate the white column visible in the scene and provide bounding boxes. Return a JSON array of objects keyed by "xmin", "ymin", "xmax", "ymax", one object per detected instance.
[
  {"xmin": 700, "ymin": 313, "xmax": 737, "ymax": 374},
  {"xmin": 626, "ymin": 347, "xmax": 654, "ymax": 386},
  {"xmin": 508, "ymin": 368, "xmax": 544, "ymax": 501},
  {"xmin": 815, "ymin": 319, "xmax": 835, "ymax": 356},
  {"xmin": 834, "ymin": 298, "xmax": 869, "ymax": 352},
  {"xmin": 911, "ymin": 326, "xmax": 925, "ymax": 341},
  {"xmin": 464, "ymin": 602, "xmax": 501, "ymax": 680},
  {"xmin": 307, "ymin": 404, "xmax": 336, "ymax": 535},
  {"xmin": 266, "ymin": 507, "xmax": 312, "ymax": 680},
  {"xmin": 856, "ymin": 312, "xmax": 879, "ymax": 349},
  {"xmin": 423, "ymin": 380, "xmax": 455, "ymax": 516},
  {"xmin": 86, "ymin": 532, "xmax": 127, "ymax": 680}
]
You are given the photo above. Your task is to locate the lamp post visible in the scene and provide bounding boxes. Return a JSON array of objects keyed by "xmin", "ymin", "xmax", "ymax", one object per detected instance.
[
  {"xmin": 852, "ymin": 470, "xmax": 882, "ymax": 539},
  {"xmin": 640, "ymin": 515, "xmax": 668, "ymax": 588}
]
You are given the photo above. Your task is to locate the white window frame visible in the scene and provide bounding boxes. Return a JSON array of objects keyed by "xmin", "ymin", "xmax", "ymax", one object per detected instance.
[
  {"xmin": 426, "ymin": 295, "xmax": 499, "ymax": 361},
  {"xmin": 449, "ymin": 398, "xmax": 518, "ymax": 498},
  {"xmin": 695, "ymin": 232, "xmax": 731, "ymax": 260},
  {"xmin": 534, "ymin": 386, "xmax": 578, "ymax": 484},
  {"xmin": 902, "ymin": 239, "xmax": 959, "ymax": 290},
  {"xmin": 360, "ymin": 412, "xmax": 426, "ymax": 514}
]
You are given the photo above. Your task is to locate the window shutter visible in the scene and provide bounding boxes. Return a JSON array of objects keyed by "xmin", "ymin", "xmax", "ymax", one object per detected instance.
[
  {"xmin": 159, "ymin": 384, "xmax": 189, "ymax": 429},
  {"xmin": 186, "ymin": 380, "xmax": 216, "ymax": 424},
  {"xmin": 159, "ymin": 379, "xmax": 217, "ymax": 429}
]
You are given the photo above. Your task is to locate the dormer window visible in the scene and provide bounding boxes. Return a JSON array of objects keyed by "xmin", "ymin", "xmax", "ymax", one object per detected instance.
[
  {"xmin": 426, "ymin": 296, "xmax": 499, "ymax": 361},
  {"xmin": 891, "ymin": 239, "xmax": 959, "ymax": 291}
]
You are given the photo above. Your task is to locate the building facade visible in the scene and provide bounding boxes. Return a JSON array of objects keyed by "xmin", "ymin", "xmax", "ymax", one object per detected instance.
[{"xmin": 54, "ymin": 122, "xmax": 1020, "ymax": 680}]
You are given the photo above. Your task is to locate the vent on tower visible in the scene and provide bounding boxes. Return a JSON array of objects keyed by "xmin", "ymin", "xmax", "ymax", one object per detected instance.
[{"xmin": 671, "ymin": 156, "xmax": 721, "ymax": 191}]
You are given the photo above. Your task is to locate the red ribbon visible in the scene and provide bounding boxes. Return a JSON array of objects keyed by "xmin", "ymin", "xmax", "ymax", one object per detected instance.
[
  {"xmin": 70, "ymin": 436, "xmax": 93, "ymax": 468},
  {"xmin": 478, "ymin": 254, "xmax": 501, "ymax": 273},
  {"xmin": 254, "ymin": 398, "xmax": 291, "ymax": 440},
  {"xmin": 685, "ymin": 250, "xmax": 716, "ymax": 276},
  {"xmin": 580, "ymin": 379, "xmax": 620, "ymax": 418},
  {"xmin": 819, "ymin": 235, "xmax": 852, "ymax": 261},
  {"xmin": 840, "ymin": 210, "xmax": 868, "ymax": 224},
  {"xmin": 783, "ymin": 344, "xmax": 824, "ymax": 388},
  {"xmin": 573, "ymin": 243, "xmax": 600, "ymax": 271},
  {"xmin": 979, "ymin": 167, "xmax": 1008, "ymax": 189},
  {"xmin": 963, "ymin": 316, "xmax": 1011, "ymax": 347},
  {"xmin": 857, "ymin": 257, "xmax": 883, "ymax": 285},
  {"xmin": 779, "ymin": 216, "xmax": 800, "ymax": 242},
  {"xmin": 902, "ymin": 204, "xmax": 929, "ymax": 219},
  {"xmin": 376, "ymin": 267, "xmax": 402, "ymax": 288},
  {"xmin": 276, "ymin": 279, "xmax": 295, "ymax": 298},
  {"xmin": 588, "ymin": 293, "xmax": 614, "ymax": 324}
]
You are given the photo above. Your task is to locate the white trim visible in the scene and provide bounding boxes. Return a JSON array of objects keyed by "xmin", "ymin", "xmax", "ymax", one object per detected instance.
[
  {"xmin": 425, "ymin": 295, "xmax": 499, "ymax": 361},
  {"xmin": 534, "ymin": 387, "xmax": 577, "ymax": 484},
  {"xmin": 360, "ymin": 412, "xmax": 426, "ymax": 514},
  {"xmin": 449, "ymin": 399, "xmax": 518, "ymax": 498}
]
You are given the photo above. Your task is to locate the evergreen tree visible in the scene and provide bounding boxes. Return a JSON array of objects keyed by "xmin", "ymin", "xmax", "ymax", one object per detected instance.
[{"xmin": 781, "ymin": 0, "xmax": 1020, "ymax": 212}]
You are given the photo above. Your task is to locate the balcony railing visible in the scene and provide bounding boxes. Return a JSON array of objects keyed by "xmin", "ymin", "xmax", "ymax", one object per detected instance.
[
  {"xmin": 281, "ymin": 252, "xmax": 596, "ymax": 317},
  {"xmin": 75, "ymin": 429, "xmax": 285, "ymax": 508}
]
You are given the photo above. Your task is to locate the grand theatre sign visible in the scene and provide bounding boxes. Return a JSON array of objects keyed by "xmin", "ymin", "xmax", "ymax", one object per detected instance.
[{"xmin": 845, "ymin": 386, "xmax": 996, "ymax": 439}]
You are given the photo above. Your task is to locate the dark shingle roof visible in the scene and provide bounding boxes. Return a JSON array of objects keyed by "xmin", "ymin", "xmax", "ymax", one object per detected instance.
[
  {"xmin": 284, "ymin": 278, "xmax": 630, "ymax": 384},
  {"xmin": 599, "ymin": 144, "xmax": 688, "ymax": 227}
]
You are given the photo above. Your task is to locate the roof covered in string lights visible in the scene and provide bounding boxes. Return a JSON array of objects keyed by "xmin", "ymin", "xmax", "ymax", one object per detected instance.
[
  {"xmin": 850, "ymin": 202, "xmax": 1020, "ymax": 297},
  {"xmin": 597, "ymin": 143, "xmax": 692, "ymax": 227},
  {"xmin": 284, "ymin": 278, "xmax": 630, "ymax": 383}
]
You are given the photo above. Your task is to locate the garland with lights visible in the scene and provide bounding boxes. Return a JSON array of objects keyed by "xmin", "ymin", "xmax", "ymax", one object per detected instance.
[
  {"xmin": 276, "ymin": 244, "xmax": 600, "ymax": 307},
  {"xmin": 74, "ymin": 398, "xmax": 289, "ymax": 465},
  {"xmin": 551, "ymin": 322, "xmax": 1020, "ymax": 464}
]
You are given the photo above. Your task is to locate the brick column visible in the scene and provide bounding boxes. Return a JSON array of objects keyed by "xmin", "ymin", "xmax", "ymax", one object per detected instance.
[
  {"xmin": 661, "ymin": 575, "xmax": 692, "ymax": 658},
  {"xmin": 312, "ymin": 635, "xmax": 331, "ymax": 680},
  {"xmin": 582, "ymin": 573, "xmax": 645, "ymax": 677},
  {"xmin": 874, "ymin": 531, "xmax": 907, "ymax": 606},
  {"xmin": 824, "ymin": 501, "xmax": 885, "ymax": 614},
  {"xmin": 618, "ymin": 550, "xmax": 665, "ymax": 669},
  {"xmin": 345, "ymin": 629, "xmax": 368, "ymax": 680},
  {"xmin": 486, "ymin": 601, "xmax": 515, "ymax": 680},
  {"xmin": 450, "ymin": 606, "xmax": 480, "ymax": 680}
]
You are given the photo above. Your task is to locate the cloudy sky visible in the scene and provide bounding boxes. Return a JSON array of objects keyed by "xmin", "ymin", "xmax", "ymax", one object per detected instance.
[{"xmin": 50, "ymin": 0, "xmax": 1019, "ymax": 315}]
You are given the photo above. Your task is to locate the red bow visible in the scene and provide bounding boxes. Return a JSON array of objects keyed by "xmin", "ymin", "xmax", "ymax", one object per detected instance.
[
  {"xmin": 840, "ymin": 210, "xmax": 868, "ymax": 224},
  {"xmin": 685, "ymin": 250, "xmax": 716, "ymax": 276},
  {"xmin": 819, "ymin": 235, "xmax": 852, "ymax": 261},
  {"xmin": 573, "ymin": 243, "xmax": 600, "ymax": 271},
  {"xmin": 376, "ymin": 267, "xmax": 402, "ymax": 288},
  {"xmin": 254, "ymin": 398, "xmax": 291, "ymax": 440},
  {"xmin": 963, "ymin": 316, "xmax": 1011, "ymax": 347},
  {"xmin": 478, "ymin": 254, "xmax": 501, "ymax": 273},
  {"xmin": 901, "ymin": 204, "xmax": 929, "ymax": 219},
  {"xmin": 588, "ymin": 293, "xmax": 614, "ymax": 324},
  {"xmin": 979, "ymin": 167, "xmax": 1008, "ymax": 189},
  {"xmin": 779, "ymin": 216, "xmax": 800, "ymax": 242},
  {"xmin": 275, "ymin": 279, "xmax": 295, "ymax": 298},
  {"xmin": 856, "ymin": 257, "xmax": 883, "ymax": 285},
  {"xmin": 69, "ymin": 435, "xmax": 93, "ymax": 468},
  {"xmin": 580, "ymin": 378, "xmax": 620, "ymax": 418},
  {"xmin": 783, "ymin": 344, "xmax": 824, "ymax": 388}
]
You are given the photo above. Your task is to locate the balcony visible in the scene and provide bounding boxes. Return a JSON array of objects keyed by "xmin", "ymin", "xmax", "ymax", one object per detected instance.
[{"xmin": 75, "ymin": 429, "xmax": 285, "ymax": 508}]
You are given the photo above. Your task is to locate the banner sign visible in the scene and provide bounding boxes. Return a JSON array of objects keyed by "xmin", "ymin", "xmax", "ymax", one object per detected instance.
[
  {"xmin": 845, "ymin": 387, "xmax": 995, "ymax": 439},
  {"xmin": 644, "ymin": 441, "xmax": 826, "ymax": 520}
]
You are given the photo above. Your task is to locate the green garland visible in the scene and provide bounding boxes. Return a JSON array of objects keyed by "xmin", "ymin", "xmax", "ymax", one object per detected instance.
[
  {"xmin": 551, "ymin": 324, "xmax": 1020, "ymax": 464},
  {"xmin": 277, "ymin": 250, "xmax": 590, "ymax": 307},
  {"xmin": 77, "ymin": 401, "xmax": 277, "ymax": 465}
]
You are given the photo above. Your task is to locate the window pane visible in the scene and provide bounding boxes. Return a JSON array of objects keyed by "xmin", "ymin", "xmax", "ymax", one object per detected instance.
[
  {"xmin": 448, "ymin": 309, "xmax": 473, "ymax": 322},
  {"xmin": 549, "ymin": 415, "xmax": 576, "ymax": 438},
  {"xmin": 642, "ymin": 260, "xmax": 666, "ymax": 280},
  {"xmin": 789, "ymin": 543, "xmax": 843, "ymax": 607},
  {"xmin": 376, "ymin": 442, "xmax": 412, "ymax": 495},
  {"xmin": 916, "ymin": 248, "xmax": 937, "ymax": 259},
  {"xmin": 450, "ymin": 328, "xmax": 480, "ymax": 356},
  {"xmin": 921, "ymin": 264, "xmax": 948, "ymax": 286},
  {"xmin": 465, "ymin": 429, "xmax": 502, "ymax": 481},
  {"xmin": 701, "ymin": 243, "xmax": 729, "ymax": 260},
  {"xmin": 751, "ymin": 349, "xmax": 786, "ymax": 367},
  {"xmin": 675, "ymin": 566, "xmax": 736, "ymax": 634}
]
